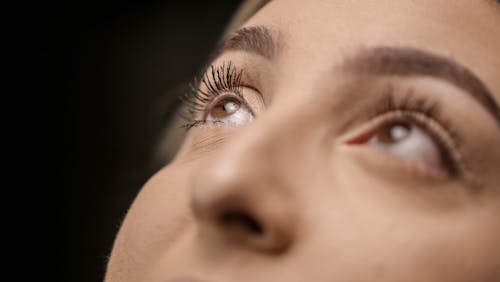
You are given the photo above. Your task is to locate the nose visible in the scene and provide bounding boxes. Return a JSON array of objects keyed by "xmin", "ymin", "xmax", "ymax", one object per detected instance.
[{"xmin": 190, "ymin": 116, "xmax": 302, "ymax": 254}]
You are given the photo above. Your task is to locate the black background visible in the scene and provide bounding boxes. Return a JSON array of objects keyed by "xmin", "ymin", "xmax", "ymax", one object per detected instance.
[{"xmin": 41, "ymin": 2, "xmax": 242, "ymax": 281}]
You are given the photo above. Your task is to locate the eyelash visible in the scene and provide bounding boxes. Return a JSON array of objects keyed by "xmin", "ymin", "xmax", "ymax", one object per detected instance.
[
  {"xmin": 179, "ymin": 63, "xmax": 476, "ymax": 186},
  {"xmin": 180, "ymin": 61, "xmax": 245, "ymax": 129}
]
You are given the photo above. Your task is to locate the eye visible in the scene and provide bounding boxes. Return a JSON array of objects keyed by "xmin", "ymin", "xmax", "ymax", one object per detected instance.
[
  {"xmin": 205, "ymin": 95, "xmax": 253, "ymax": 126},
  {"xmin": 367, "ymin": 120, "xmax": 446, "ymax": 172}
]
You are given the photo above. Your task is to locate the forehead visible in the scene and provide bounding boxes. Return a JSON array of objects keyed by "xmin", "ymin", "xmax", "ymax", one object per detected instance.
[{"xmin": 240, "ymin": 0, "xmax": 500, "ymax": 100}]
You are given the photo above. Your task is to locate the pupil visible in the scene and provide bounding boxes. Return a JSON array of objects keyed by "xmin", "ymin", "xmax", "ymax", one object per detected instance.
[
  {"xmin": 223, "ymin": 101, "xmax": 239, "ymax": 113},
  {"xmin": 390, "ymin": 123, "xmax": 410, "ymax": 140},
  {"xmin": 378, "ymin": 122, "xmax": 410, "ymax": 144}
]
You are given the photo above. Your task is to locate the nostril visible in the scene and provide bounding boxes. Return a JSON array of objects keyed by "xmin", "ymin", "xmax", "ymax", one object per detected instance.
[{"xmin": 218, "ymin": 210, "xmax": 264, "ymax": 236}]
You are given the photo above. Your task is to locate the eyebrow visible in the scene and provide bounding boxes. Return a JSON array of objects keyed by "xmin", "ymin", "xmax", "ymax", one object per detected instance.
[
  {"xmin": 213, "ymin": 26, "xmax": 280, "ymax": 60},
  {"xmin": 213, "ymin": 27, "xmax": 500, "ymax": 126},
  {"xmin": 342, "ymin": 47, "xmax": 500, "ymax": 125}
]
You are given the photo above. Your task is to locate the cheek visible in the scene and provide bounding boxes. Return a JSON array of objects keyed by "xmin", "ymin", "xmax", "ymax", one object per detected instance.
[
  {"xmin": 385, "ymin": 214, "xmax": 500, "ymax": 281},
  {"xmin": 303, "ymin": 153, "xmax": 500, "ymax": 281},
  {"xmin": 305, "ymin": 202, "xmax": 500, "ymax": 281},
  {"xmin": 106, "ymin": 163, "xmax": 195, "ymax": 282}
]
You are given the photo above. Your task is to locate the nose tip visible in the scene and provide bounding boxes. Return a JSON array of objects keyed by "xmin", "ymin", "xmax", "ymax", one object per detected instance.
[
  {"xmin": 191, "ymin": 183, "xmax": 294, "ymax": 253},
  {"xmin": 189, "ymin": 115, "xmax": 300, "ymax": 254}
]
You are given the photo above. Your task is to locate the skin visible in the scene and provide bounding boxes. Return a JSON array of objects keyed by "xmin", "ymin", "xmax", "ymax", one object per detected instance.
[{"xmin": 105, "ymin": 1, "xmax": 500, "ymax": 281}]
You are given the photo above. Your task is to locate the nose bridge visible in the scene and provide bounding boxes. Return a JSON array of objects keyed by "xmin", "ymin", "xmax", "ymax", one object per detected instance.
[{"xmin": 229, "ymin": 100, "xmax": 313, "ymax": 171}]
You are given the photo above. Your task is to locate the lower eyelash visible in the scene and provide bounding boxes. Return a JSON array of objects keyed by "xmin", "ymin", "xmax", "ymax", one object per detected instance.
[{"xmin": 179, "ymin": 61, "xmax": 243, "ymax": 128}]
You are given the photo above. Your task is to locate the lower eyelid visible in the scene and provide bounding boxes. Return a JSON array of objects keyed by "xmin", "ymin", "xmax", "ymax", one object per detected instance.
[{"xmin": 342, "ymin": 144, "xmax": 451, "ymax": 182}]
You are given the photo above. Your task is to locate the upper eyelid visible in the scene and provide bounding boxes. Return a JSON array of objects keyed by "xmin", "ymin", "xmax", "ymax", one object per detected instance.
[
  {"xmin": 342, "ymin": 46, "xmax": 500, "ymax": 127},
  {"xmin": 183, "ymin": 62, "xmax": 243, "ymax": 106}
]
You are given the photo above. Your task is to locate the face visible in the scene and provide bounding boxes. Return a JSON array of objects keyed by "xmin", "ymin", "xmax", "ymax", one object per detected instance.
[{"xmin": 105, "ymin": 1, "xmax": 500, "ymax": 281}]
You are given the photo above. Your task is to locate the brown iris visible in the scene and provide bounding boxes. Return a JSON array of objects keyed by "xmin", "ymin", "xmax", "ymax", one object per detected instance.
[
  {"xmin": 376, "ymin": 122, "xmax": 411, "ymax": 144},
  {"xmin": 209, "ymin": 97, "xmax": 241, "ymax": 119}
]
